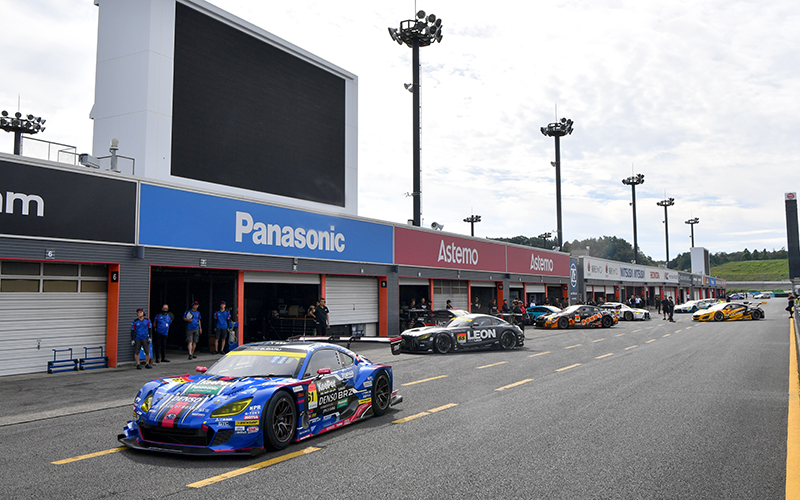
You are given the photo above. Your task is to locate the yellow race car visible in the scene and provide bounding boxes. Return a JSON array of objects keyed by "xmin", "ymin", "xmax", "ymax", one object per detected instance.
[{"xmin": 692, "ymin": 302, "xmax": 765, "ymax": 322}]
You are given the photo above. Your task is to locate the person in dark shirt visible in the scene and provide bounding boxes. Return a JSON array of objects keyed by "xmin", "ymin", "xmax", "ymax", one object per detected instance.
[
  {"xmin": 316, "ymin": 298, "xmax": 329, "ymax": 336},
  {"xmin": 213, "ymin": 301, "xmax": 231, "ymax": 354}
]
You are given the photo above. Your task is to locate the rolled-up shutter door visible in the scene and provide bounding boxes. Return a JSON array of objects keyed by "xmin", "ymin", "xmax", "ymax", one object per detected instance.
[{"xmin": 324, "ymin": 276, "xmax": 378, "ymax": 326}]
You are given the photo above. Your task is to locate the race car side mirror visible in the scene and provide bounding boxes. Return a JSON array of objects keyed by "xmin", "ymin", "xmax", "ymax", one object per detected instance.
[{"xmin": 196, "ymin": 366, "xmax": 208, "ymax": 373}]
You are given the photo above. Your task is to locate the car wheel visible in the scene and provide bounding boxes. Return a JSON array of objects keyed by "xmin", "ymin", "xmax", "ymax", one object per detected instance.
[
  {"xmin": 499, "ymin": 330, "xmax": 517, "ymax": 350},
  {"xmin": 557, "ymin": 317, "xmax": 569, "ymax": 329},
  {"xmin": 371, "ymin": 370, "xmax": 391, "ymax": 416},
  {"xmin": 433, "ymin": 334, "xmax": 453, "ymax": 354},
  {"xmin": 624, "ymin": 312, "xmax": 633, "ymax": 321},
  {"xmin": 601, "ymin": 316, "xmax": 613, "ymax": 328},
  {"xmin": 691, "ymin": 306, "xmax": 697, "ymax": 313},
  {"xmin": 264, "ymin": 391, "xmax": 296, "ymax": 450},
  {"xmin": 713, "ymin": 311, "xmax": 724, "ymax": 322},
  {"xmin": 751, "ymin": 310, "xmax": 762, "ymax": 320}
]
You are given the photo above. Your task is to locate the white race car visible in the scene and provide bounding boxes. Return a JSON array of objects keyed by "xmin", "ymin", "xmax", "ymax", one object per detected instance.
[
  {"xmin": 600, "ymin": 302, "xmax": 651, "ymax": 321},
  {"xmin": 674, "ymin": 299, "xmax": 717, "ymax": 313},
  {"xmin": 753, "ymin": 292, "xmax": 772, "ymax": 299}
]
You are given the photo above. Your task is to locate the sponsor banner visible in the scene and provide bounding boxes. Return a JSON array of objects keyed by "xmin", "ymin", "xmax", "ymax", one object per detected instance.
[
  {"xmin": 709, "ymin": 277, "xmax": 716, "ymax": 287},
  {"xmin": 568, "ymin": 258, "xmax": 580, "ymax": 303},
  {"xmin": 678, "ymin": 272, "xmax": 692, "ymax": 285},
  {"xmin": 506, "ymin": 246, "xmax": 569, "ymax": 276},
  {"xmin": 584, "ymin": 259, "xmax": 621, "ymax": 280},
  {"xmin": 394, "ymin": 227, "xmax": 506, "ymax": 272},
  {"xmin": 0, "ymin": 158, "xmax": 136, "ymax": 243},
  {"xmin": 139, "ymin": 184, "xmax": 393, "ymax": 263}
]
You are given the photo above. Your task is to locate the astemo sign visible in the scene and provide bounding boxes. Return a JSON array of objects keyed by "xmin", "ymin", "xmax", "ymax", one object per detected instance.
[
  {"xmin": 530, "ymin": 254, "xmax": 554, "ymax": 272},
  {"xmin": 438, "ymin": 239, "xmax": 479, "ymax": 265}
]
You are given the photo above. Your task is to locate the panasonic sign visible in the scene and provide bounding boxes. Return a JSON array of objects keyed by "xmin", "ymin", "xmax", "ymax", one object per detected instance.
[
  {"xmin": 235, "ymin": 211, "xmax": 345, "ymax": 253},
  {"xmin": 0, "ymin": 191, "xmax": 44, "ymax": 217}
]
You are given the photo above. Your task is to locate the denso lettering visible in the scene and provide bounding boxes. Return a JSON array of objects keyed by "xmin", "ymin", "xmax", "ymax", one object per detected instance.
[
  {"xmin": 437, "ymin": 240, "xmax": 479, "ymax": 265},
  {"xmin": 236, "ymin": 211, "xmax": 345, "ymax": 253},
  {"xmin": 0, "ymin": 191, "xmax": 44, "ymax": 217},
  {"xmin": 530, "ymin": 254, "xmax": 554, "ymax": 272}
]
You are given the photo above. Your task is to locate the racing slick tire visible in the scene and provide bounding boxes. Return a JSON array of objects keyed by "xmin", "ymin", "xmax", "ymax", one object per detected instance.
[
  {"xmin": 714, "ymin": 311, "xmax": 724, "ymax": 322},
  {"xmin": 499, "ymin": 330, "xmax": 517, "ymax": 350},
  {"xmin": 601, "ymin": 316, "xmax": 614, "ymax": 328},
  {"xmin": 751, "ymin": 310, "xmax": 762, "ymax": 320},
  {"xmin": 624, "ymin": 312, "xmax": 633, "ymax": 321},
  {"xmin": 433, "ymin": 333, "xmax": 453, "ymax": 354},
  {"xmin": 371, "ymin": 370, "xmax": 392, "ymax": 416},
  {"xmin": 557, "ymin": 317, "xmax": 569, "ymax": 329},
  {"xmin": 264, "ymin": 391, "xmax": 297, "ymax": 450}
]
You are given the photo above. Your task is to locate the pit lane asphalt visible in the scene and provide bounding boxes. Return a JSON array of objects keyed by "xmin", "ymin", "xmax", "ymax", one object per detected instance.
[{"xmin": 0, "ymin": 299, "xmax": 792, "ymax": 499}]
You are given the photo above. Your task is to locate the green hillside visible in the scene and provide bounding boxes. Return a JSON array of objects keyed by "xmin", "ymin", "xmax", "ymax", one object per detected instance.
[{"xmin": 710, "ymin": 259, "xmax": 789, "ymax": 281}]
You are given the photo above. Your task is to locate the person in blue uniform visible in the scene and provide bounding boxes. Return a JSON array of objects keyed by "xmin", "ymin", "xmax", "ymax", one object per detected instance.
[
  {"xmin": 131, "ymin": 308, "xmax": 152, "ymax": 369},
  {"xmin": 213, "ymin": 301, "xmax": 231, "ymax": 354},
  {"xmin": 184, "ymin": 301, "xmax": 202, "ymax": 360},
  {"xmin": 153, "ymin": 304, "xmax": 173, "ymax": 363}
]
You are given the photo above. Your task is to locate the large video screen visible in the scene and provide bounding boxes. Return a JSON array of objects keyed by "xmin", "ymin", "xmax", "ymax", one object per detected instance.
[{"xmin": 171, "ymin": 2, "xmax": 346, "ymax": 207}]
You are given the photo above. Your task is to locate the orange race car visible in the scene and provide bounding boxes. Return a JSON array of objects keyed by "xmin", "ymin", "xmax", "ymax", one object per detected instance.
[{"xmin": 535, "ymin": 304, "xmax": 618, "ymax": 329}]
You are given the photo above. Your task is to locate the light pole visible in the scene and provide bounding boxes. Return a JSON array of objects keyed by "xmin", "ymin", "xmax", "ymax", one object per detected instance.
[
  {"xmin": 541, "ymin": 118, "xmax": 573, "ymax": 251},
  {"xmin": 622, "ymin": 173, "xmax": 645, "ymax": 264},
  {"xmin": 657, "ymin": 197, "xmax": 675, "ymax": 264},
  {"xmin": 537, "ymin": 232, "xmax": 552, "ymax": 248},
  {"xmin": 685, "ymin": 217, "xmax": 699, "ymax": 247},
  {"xmin": 0, "ymin": 110, "xmax": 46, "ymax": 155},
  {"xmin": 464, "ymin": 215, "xmax": 481, "ymax": 237},
  {"xmin": 389, "ymin": 10, "xmax": 443, "ymax": 227}
]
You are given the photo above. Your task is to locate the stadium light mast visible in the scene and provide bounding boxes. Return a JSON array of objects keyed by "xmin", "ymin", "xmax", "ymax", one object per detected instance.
[
  {"xmin": 622, "ymin": 173, "xmax": 645, "ymax": 264},
  {"xmin": 389, "ymin": 10, "xmax": 443, "ymax": 227},
  {"xmin": 685, "ymin": 217, "xmax": 699, "ymax": 247},
  {"xmin": 0, "ymin": 110, "xmax": 46, "ymax": 155},
  {"xmin": 657, "ymin": 197, "xmax": 675, "ymax": 265},
  {"xmin": 463, "ymin": 214, "xmax": 481, "ymax": 237},
  {"xmin": 540, "ymin": 117, "xmax": 574, "ymax": 251}
]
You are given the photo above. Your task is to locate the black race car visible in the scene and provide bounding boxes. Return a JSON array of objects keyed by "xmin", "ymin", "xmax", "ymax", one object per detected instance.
[{"xmin": 400, "ymin": 313, "xmax": 524, "ymax": 354}]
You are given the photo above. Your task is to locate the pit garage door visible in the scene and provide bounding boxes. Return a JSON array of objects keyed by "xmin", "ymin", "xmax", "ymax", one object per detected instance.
[
  {"xmin": 433, "ymin": 279, "xmax": 469, "ymax": 310},
  {"xmin": 325, "ymin": 276, "xmax": 378, "ymax": 336},
  {"xmin": 0, "ymin": 261, "xmax": 108, "ymax": 377}
]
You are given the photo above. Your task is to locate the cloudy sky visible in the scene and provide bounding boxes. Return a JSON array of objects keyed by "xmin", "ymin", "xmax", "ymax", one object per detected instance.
[{"xmin": 2, "ymin": 0, "xmax": 799, "ymax": 259}]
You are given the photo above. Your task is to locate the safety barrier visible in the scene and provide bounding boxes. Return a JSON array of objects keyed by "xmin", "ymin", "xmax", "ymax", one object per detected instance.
[
  {"xmin": 79, "ymin": 346, "xmax": 109, "ymax": 371},
  {"xmin": 47, "ymin": 348, "xmax": 78, "ymax": 374}
]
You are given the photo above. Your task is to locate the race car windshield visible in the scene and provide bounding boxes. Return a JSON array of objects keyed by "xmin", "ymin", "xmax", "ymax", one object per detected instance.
[
  {"xmin": 206, "ymin": 350, "xmax": 306, "ymax": 378},
  {"xmin": 562, "ymin": 305, "xmax": 582, "ymax": 314},
  {"xmin": 446, "ymin": 318, "xmax": 474, "ymax": 328}
]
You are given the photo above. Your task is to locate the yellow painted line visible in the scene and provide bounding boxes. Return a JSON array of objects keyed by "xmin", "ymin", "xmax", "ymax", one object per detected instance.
[
  {"xmin": 787, "ymin": 319, "xmax": 800, "ymax": 496},
  {"xmin": 392, "ymin": 403, "xmax": 458, "ymax": 424},
  {"xmin": 595, "ymin": 353, "xmax": 614, "ymax": 359},
  {"xmin": 662, "ymin": 334, "xmax": 671, "ymax": 337},
  {"xmin": 477, "ymin": 361, "xmax": 508, "ymax": 369},
  {"xmin": 52, "ymin": 446, "xmax": 125, "ymax": 465},
  {"xmin": 402, "ymin": 375, "xmax": 447, "ymax": 386},
  {"xmin": 593, "ymin": 338, "xmax": 606, "ymax": 343},
  {"xmin": 528, "ymin": 351, "xmax": 550, "ymax": 358},
  {"xmin": 685, "ymin": 326, "xmax": 692, "ymax": 329},
  {"xmin": 187, "ymin": 447, "xmax": 320, "ymax": 488},
  {"xmin": 615, "ymin": 333, "xmax": 625, "ymax": 337},
  {"xmin": 624, "ymin": 345, "xmax": 638, "ymax": 350},
  {"xmin": 632, "ymin": 329, "xmax": 641, "ymax": 333},
  {"xmin": 564, "ymin": 344, "xmax": 582, "ymax": 349},
  {"xmin": 556, "ymin": 363, "xmax": 581, "ymax": 372},
  {"xmin": 645, "ymin": 339, "xmax": 656, "ymax": 344},
  {"xmin": 495, "ymin": 379, "xmax": 534, "ymax": 391},
  {"xmin": 646, "ymin": 326, "xmax": 654, "ymax": 329},
  {"xmin": 675, "ymin": 330, "xmax": 683, "ymax": 333}
]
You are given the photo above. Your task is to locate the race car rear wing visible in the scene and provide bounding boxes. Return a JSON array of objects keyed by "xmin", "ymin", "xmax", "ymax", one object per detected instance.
[{"xmin": 288, "ymin": 334, "xmax": 403, "ymax": 355}]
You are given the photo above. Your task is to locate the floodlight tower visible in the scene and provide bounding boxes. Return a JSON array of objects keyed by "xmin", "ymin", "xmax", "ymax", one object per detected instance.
[
  {"xmin": 686, "ymin": 217, "xmax": 699, "ymax": 247},
  {"xmin": 389, "ymin": 10, "xmax": 443, "ymax": 227},
  {"xmin": 657, "ymin": 197, "xmax": 675, "ymax": 264},
  {"xmin": 540, "ymin": 117, "xmax": 574, "ymax": 251},
  {"xmin": 464, "ymin": 214, "xmax": 481, "ymax": 236},
  {"xmin": 0, "ymin": 110, "xmax": 46, "ymax": 155},
  {"xmin": 622, "ymin": 173, "xmax": 645, "ymax": 264}
]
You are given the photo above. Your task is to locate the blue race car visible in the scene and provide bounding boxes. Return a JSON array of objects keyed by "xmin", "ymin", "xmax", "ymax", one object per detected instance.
[{"xmin": 118, "ymin": 341, "xmax": 402, "ymax": 455}]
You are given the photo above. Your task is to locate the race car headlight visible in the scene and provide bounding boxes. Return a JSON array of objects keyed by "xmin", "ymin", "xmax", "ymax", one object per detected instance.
[
  {"xmin": 210, "ymin": 398, "xmax": 253, "ymax": 418},
  {"xmin": 417, "ymin": 333, "xmax": 431, "ymax": 341},
  {"xmin": 140, "ymin": 394, "xmax": 153, "ymax": 413}
]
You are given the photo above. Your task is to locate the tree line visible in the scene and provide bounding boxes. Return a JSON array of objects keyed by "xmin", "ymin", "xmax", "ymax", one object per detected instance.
[{"xmin": 492, "ymin": 234, "xmax": 788, "ymax": 271}]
